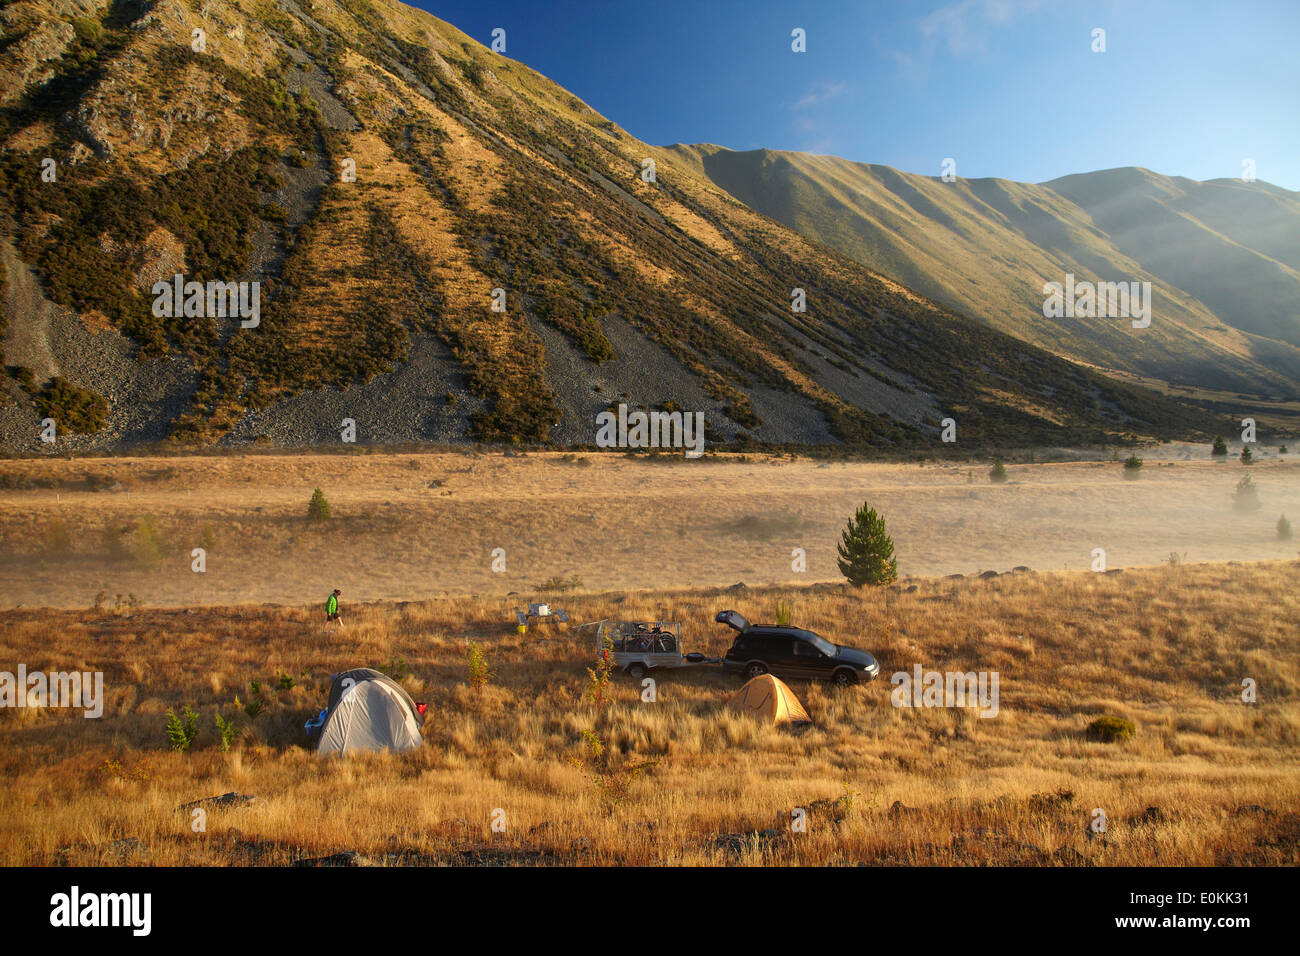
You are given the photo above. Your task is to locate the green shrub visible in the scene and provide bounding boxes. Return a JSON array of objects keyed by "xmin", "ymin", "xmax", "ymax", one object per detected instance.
[
  {"xmin": 238, "ymin": 679, "xmax": 267, "ymax": 719},
  {"xmin": 466, "ymin": 641, "xmax": 490, "ymax": 690},
  {"xmin": 9, "ymin": 366, "xmax": 36, "ymax": 394},
  {"xmin": 1279, "ymin": 515, "xmax": 1293, "ymax": 541},
  {"xmin": 259, "ymin": 202, "xmax": 289, "ymax": 223},
  {"xmin": 460, "ymin": 58, "xmax": 486, "ymax": 89},
  {"xmin": 307, "ymin": 487, "xmax": 331, "ymax": 521},
  {"xmin": 583, "ymin": 333, "xmax": 615, "ymax": 363},
  {"xmin": 1086, "ymin": 715, "xmax": 1135, "ymax": 743},
  {"xmin": 837, "ymin": 502, "xmax": 898, "ymax": 587},
  {"xmin": 774, "ymin": 600, "xmax": 793, "ymax": 626},
  {"xmin": 1123, "ymin": 454, "xmax": 1143, "ymax": 477},
  {"xmin": 724, "ymin": 395, "xmax": 762, "ymax": 430},
  {"xmin": 133, "ymin": 514, "xmax": 165, "ymax": 566},
  {"xmin": 214, "ymin": 712, "xmax": 240, "ymax": 752},
  {"xmin": 34, "ymin": 378, "xmax": 108, "ymax": 434},
  {"xmin": 165, "ymin": 705, "xmax": 200, "ymax": 752},
  {"xmin": 1211, "ymin": 435, "xmax": 1228, "ymax": 456},
  {"xmin": 71, "ymin": 17, "xmax": 105, "ymax": 46},
  {"xmin": 1240, "ymin": 446, "xmax": 1254, "ymax": 464},
  {"xmin": 989, "ymin": 458, "xmax": 1008, "ymax": 483}
]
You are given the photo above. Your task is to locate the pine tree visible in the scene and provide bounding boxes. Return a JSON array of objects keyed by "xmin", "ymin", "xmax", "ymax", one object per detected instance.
[
  {"xmin": 1278, "ymin": 515, "xmax": 1293, "ymax": 541},
  {"xmin": 1211, "ymin": 435, "xmax": 1228, "ymax": 457},
  {"xmin": 837, "ymin": 502, "xmax": 898, "ymax": 587},
  {"xmin": 307, "ymin": 487, "xmax": 331, "ymax": 521},
  {"xmin": 1233, "ymin": 474, "xmax": 1260, "ymax": 513},
  {"xmin": 1240, "ymin": 446, "xmax": 1254, "ymax": 465}
]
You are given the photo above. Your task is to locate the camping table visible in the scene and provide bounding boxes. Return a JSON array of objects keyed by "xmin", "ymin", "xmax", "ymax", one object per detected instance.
[{"xmin": 515, "ymin": 603, "xmax": 570, "ymax": 632}]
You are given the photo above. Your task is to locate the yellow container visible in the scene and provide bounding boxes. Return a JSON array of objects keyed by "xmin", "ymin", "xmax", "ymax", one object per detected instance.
[{"xmin": 516, "ymin": 624, "xmax": 527, "ymax": 635}]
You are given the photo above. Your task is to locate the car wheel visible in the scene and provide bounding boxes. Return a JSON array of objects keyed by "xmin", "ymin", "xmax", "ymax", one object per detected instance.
[
  {"xmin": 745, "ymin": 662, "xmax": 768, "ymax": 679},
  {"xmin": 627, "ymin": 663, "xmax": 646, "ymax": 680},
  {"xmin": 833, "ymin": 668, "xmax": 858, "ymax": 687}
]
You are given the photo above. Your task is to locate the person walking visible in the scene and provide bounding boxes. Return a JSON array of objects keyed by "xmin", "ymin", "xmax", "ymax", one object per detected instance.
[{"xmin": 325, "ymin": 588, "xmax": 342, "ymax": 628}]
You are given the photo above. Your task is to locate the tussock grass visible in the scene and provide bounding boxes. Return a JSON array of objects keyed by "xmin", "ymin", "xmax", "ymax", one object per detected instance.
[{"xmin": 1, "ymin": 561, "xmax": 1297, "ymax": 866}]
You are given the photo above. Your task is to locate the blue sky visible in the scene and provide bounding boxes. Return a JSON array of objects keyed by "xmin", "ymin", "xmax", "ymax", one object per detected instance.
[{"xmin": 413, "ymin": 1, "xmax": 1300, "ymax": 190}]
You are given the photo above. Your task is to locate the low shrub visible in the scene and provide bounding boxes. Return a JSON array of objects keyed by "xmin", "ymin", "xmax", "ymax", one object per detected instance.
[
  {"xmin": 214, "ymin": 712, "xmax": 240, "ymax": 752},
  {"xmin": 34, "ymin": 378, "xmax": 108, "ymax": 434},
  {"xmin": 1234, "ymin": 474, "xmax": 1261, "ymax": 513},
  {"xmin": 133, "ymin": 514, "xmax": 166, "ymax": 566},
  {"xmin": 164, "ymin": 705, "xmax": 200, "ymax": 752},
  {"xmin": 466, "ymin": 641, "xmax": 490, "ymax": 690},
  {"xmin": 1086, "ymin": 715, "xmax": 1135, "ymax": 743},
  {"xmin": 307, "ymin": 487, "xmax": 331, "ymax": 521}
]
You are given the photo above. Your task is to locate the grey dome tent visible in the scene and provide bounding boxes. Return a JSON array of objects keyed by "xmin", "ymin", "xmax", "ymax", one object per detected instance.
[{"xmin": 316, "ymin": 668, "xmax": 424, "ymax": 756}]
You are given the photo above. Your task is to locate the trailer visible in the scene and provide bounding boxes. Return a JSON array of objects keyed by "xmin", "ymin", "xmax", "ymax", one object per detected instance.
[{"xmin": 593, "ymin": 620, "xmax": 716, "ymax": 679}]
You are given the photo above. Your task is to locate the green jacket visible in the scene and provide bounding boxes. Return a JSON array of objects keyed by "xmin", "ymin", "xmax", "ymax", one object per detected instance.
[{"xmin": 326, "ymin": 594, "xmax": 338, "ymax": 615}]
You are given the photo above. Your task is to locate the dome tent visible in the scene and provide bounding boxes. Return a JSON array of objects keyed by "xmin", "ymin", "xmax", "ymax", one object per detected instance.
[
  {"xmin": 316, "ymin": 668, "xmax": 424, "ymax": 756},
  {"xmin": 726, "ymin": 674, "xmax": 812, "ymax": 726}
]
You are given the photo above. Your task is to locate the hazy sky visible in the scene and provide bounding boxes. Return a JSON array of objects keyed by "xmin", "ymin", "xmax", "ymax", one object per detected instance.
[{"xmin": 413, "ymin": 0, "xmax": 1300, "ymax": 190}]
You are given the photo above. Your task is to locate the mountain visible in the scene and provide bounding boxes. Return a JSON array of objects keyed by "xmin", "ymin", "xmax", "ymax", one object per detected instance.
[
  {"xmin": 668, "ymin": 145, "xmax": 1300, "ymax": 399},
  {"xmin": 0, "ymin": 0, "xmax": 1232, "ymax": 452}
]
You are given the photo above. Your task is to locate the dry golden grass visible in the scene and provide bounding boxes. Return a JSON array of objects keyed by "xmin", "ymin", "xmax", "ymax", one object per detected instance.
[{"xmin": 1, "ymin": 561, "xmax": 1296, "ymax": 866}]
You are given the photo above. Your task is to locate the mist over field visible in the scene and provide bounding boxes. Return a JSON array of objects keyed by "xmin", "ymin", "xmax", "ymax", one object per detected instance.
[{"xmin": 1, "ymin": 448, "xmax": 1296, "ymax": 609}]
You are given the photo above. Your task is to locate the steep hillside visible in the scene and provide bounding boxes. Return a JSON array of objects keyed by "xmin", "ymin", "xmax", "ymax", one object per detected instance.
[
  {"xmin": 669, "ymin": 145, "xmax": 1300, "ymax": 399},
  {"xmin": 0, "ymin": 0, "xmax": 1228, "ymax": 451},
  {"xmin": 1046, "ymin": 169, "xmax": 1300, "ymax": 350}
]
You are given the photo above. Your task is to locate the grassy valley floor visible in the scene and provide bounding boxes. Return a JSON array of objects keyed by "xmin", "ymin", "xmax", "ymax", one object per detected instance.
[
  {"xmin": 1, "ymin": 450, "xmax": 1298, "ymax": 608},
  {"xmin": 1, "ymin": 562, "xmax": 1297, "ymax": 866}
]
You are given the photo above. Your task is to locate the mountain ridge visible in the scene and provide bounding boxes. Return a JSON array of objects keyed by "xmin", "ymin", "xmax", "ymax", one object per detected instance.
[
  {"xmin": 667, "ymin": 143, "xmax": 1300, "ymax": 398},
  {"xmin": 0, "ymin": 0, "xmax": 1243, "ymax": 452}
]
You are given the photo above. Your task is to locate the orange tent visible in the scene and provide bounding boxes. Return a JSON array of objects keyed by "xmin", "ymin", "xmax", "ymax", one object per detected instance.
[{"xmin": 727, "ymin": 674, "xmax": 811, "ymax": 726}]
